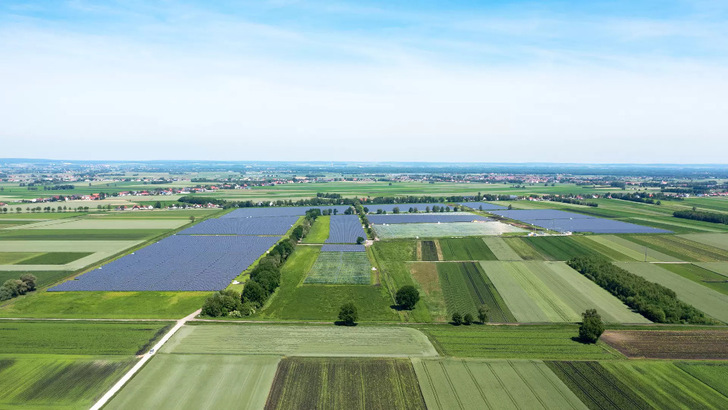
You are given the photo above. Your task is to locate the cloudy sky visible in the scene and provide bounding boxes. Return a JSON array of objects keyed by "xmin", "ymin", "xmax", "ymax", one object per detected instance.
[{"xmin": 1, "ymin": 1, "xmax": 727, "ymax": 163}]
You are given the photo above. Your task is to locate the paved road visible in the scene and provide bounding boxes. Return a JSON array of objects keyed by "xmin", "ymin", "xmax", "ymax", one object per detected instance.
[{"xmin": 89, "ymin": 308, "xmax": 201, "ymax": 410}]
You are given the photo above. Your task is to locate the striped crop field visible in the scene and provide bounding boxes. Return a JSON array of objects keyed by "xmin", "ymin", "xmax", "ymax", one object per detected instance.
[
  {"xmin": 413, "ymin": 358, "xmax": 587, "ymax": 410},
  {"xmin": 679, "ymin": 233, "xmax": 728, "ymax": 252},
  {"xmin": 658, "ymin": 263, "xmax": 728, "ymax": 296},
  {"xmin": 482, "ymin": 237, "xmax": 523, "ymax": 261},
  {"xmin": 439, "ymin": 237, "xmax": 497, "ymax": 261},
  {"xmin": 676, "ymin": 363, "xmax": 728, "ymax": 398},
  {"xmin": 437, "ymin": 262, "xmax": 515, "ymax": 322},
  {"xmin": 501, "ymin": 238, "xmax": 545, "ymax": 260},
  {"xmin": 578, "ymin": 235, "xmax": 679, "ymax": 262},
  {"xmin": 521, "ymin": 236, "xmax": 603, "ymax": 261},
  {"xmin": 421, "ymin": 240, "xmax": 439, "ymax": 261},
  {"xmin": 624, "ymin": 235, "xmax": 728, "ymax": 262}
]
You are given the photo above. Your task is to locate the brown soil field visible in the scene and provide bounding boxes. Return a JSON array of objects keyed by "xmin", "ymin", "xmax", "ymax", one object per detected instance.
[{"xmin": 602, "ymin": 329, "xmax": 728, "ymax": 359}]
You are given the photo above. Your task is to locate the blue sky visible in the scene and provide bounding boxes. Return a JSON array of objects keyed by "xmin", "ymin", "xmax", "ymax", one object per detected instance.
[{"xmin": 1, "ymin": 1, "xmax": 727, "ymax": 162}]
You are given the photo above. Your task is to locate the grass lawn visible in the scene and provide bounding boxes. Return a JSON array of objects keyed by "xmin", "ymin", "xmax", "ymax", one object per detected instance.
[
  {"xmin": 302, "ymin": 215, "xmax": 330, "ymax": 243},
  {"xmin": 0, "ymin": 291, "xmax": 209, "ymax": 319},
  {"xmin": 305, "ymin": 251, "xmax": 371, "ymax": 284}
]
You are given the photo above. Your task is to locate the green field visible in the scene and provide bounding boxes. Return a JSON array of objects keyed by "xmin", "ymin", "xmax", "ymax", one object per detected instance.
[
  {"xmin": 502, "ymin": 237, "xmax": 544, "ymax": 260},
  {"xmin": 258, "ymin": 246, "xmax": 399, "ymax": 321},
  {"xmin": 480, "ymin": 261, "xmax": 648, "ymax": 323},
  {"xmin": 437, "ymin": 262, "xmax": 515, "ymax": 322},
  {"xmin": 107, "ymin": 354, "xmax": 280, "ymax": 410},
  {"xmin": 601, "ymin": 361, "xmax": 728, "ymax": 408},
  {"xmin": 482, "ymin": 236, "xmax": 523, "ymax": 261},
  {"xmin": 0, "ymin": 291, "xmax": 209, "ymax": 319},
  {"xmin": 163, "ymin": 324, "xmax": 439, "ymax": 357},
  {"xmin": 584, "ymin": 235, "xmax": 680, "ymax": 262},
  {"xmin": 680, "ymin": 233, "xmax": 728, "ymax": 251},
  {"xmin": 15, "ymin": 252, "xmax": 92, "ymax": 265},
  {"xmin": 0, "ymin": 270, "xmax": 72, "ymax": 288},
  {"xmin": 302, "ymin": 215, "xmax": 330, "ymax": 243},
  {"xmin": 522, "ymin": 236, "xmax": 603, "ymax": 261},
  {"xmin": 0, "ymin": 229, "xmax": 165, "ymax": 241},
  {"xmin": 0, "ymin": 252, "xmax": 41, "ymax": 264},
  {"xmin": 418, "ymin": 325, "xmax": 620, "ymax": 360},
  {"xmin": 374, "ymin": 222, "xmax": 525, "ymax": 239},
  {"xmin": 305, "ymin": 251, "xmax": 371, "ymax": 284},
  {"xmin": 546, "ymin": 361, "xmax": 651, "ymax": 410},
  {"xmin": 421, "ymin": 240, "xmax": 439, "ymax": 261},
  {"xmin": 676, "ymin": 362, "xmax": 728, "ymax": 398},
  {"xmin": 624, "ymin": 235, "xmax": 728, "ymax": 262},
  {"xmin": 439, "ymin": 237, "xmax": 497, "ymax": 260},
  {"xmin": 697, "ymin": 262, "xmax": 728, "ymax": 277},
  {"xmin": 0, "ymin": 240, "xmax": 142, "ymax": 272},
  {"xmin": 413, "ymin": 358, "xmax": 587, "ymax": 410},
  {"xmin": 659, "ymin": 263, "xmax": 728, "ymax": 296},
  {"xmin": 615, "ymin": 262, "xmax": 728, "ymax": 323},
  {"xmin": 19, "ymin": 219, "xmax": 189, "ymax": 230},
  {"xmin": 266, "ymin": 357, "xmax": 425, "ymax": 410}
]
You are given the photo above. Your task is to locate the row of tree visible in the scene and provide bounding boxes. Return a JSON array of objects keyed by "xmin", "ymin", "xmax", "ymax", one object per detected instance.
[
  {"xmin": 567, "ymin": 256, "xmax": 713, "ymax": 324},
  {"xmin": 0, "ymin": 274, "xmax": 37, "ymax": 301},
  {"xmin": 674, "ymin": 210, "xmax": 728, "ymax": 225}
]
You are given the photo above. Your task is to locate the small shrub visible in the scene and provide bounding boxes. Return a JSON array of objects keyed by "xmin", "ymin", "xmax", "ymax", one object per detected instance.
[
  {"xmin": 463, "ymin": 313, "xmax": 473, "ymax": 325},
  {"xmin": 451, "ymin": 312, "xmax": 463, "ymax": 325}
]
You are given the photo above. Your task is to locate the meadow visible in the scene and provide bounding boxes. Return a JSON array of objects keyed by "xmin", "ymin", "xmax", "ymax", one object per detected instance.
[
  {"xmin": 301, "ymin": 215, "xmax": 330, "ymax": 243},
  {"xmin": 437, "ymin": 262, "xmax": 515, "ymax": 322},
  {"xmin": 305, "ymin": 251, "xmax": 372, "ymax": 284},
  {"xmin": 439, "ymin": 237, "xmax": 497, "ymax": 260}
]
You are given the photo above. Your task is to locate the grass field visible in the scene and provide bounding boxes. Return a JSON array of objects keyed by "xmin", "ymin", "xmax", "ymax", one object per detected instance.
[
  {"xmin": 601, "ymin": 361, "xmax": 728, "ymax": 409},
  {"xmin": 615, "ymin": 262, "xmax": 728, "ymax": 323},
  {"xmin": 680, "ymin": 233, "xmax": 728, "ymax": 251},
  {"xmin": 0, "ymin": 321, "xmax": 170, "ymax": 355},
  {"xmin": 305, "ymin": 251, "xmax": 371, "ymax": 284},
  {"xmin": 302, "ymin": 215, "xmax": 330, "ymax": 243},
  {"xmin": 418, "ymin": 325, "xmax": 620, "ymax": 360},
  {"xmin": 676, "ymin": 362, "xmax": 728, "ymax": 398},
  {"xmin": 410, "ymin": 263, "xmax": 447, "ymax": 321},
  {"xmin": 502, "ymin": 237, "xmax": 544, "ymax": 260},
  {"xmin": 480, "ymin": 261, "xmax": 647, "ymax": 323},
  {"xmin": 374, "ymin": 222, "xmax": 525, "ymax": 239},
  {"xmin": 697, "ymin": 262, "xmax": 728, "ymax": 277},
  {"xmin": 258, "ymin": 246, "xmax": 399, "ymax": 321},
  {"xmin": 14, "ymin": 252, "xmax": 92, "ymax": 265},
  {"xmin": 624, "ymin": 234, "xmax": 728, "ymax": 262},
  {"xmin": 545, "ymin": 361, "xmax": 650, "ymax": 410},
  {"xmin": 107, "ymin": 354, "xmax": 280, "ymax": 410},
  {"xmin": 265, "ymin": 357, "xmax": 425, "ymax": 410},
  {"xmin": 0, "ymin": 291, "xmax": 209, "ymax": 319},
  {"xmin": 20, "ymin": 219, "xmax": 189, "ymax": 230},
  {"xmin": 421, "ymin": 240, "xmax": 439, "ymax": 261},
  {"xmin": 0, "ymin": 240, "xmax": 142, "ymax": 272},
  {"xmin": 482, "ymin": 236, "xmax": 523, "ymax": 261},
  {"xmin": 163, "ymin": 324, "xmax": 439, "ymax": 357},
  {"xmin": 437, "ymin": 262, "xmax": 515, "ymax": 322},
  {"xmin": 0, "ymin": 270, "xmax": 72, "ymax": 288},
  {"xmin": 413, "ymin": 358, "xmax": 587, "ymax": 410},
  {"xmin": 659, "ymin": 263, "xmax": 728, "ymax": 296},
  {"xmin": 0, "ymin": 252, "xmax": 41, "ymax": 264},
  {"xmin": 439, "ymin": 237, "xmax": 497, "ymax": 260},
  {"xmin": 583, "ymin": 235, "xmax": 680, "ymax": 262},
  {"xmin": 522, "ymin": 236, "xmax": 603, "ymax": 261},
  {"xmin": 0, "ymin": 229, "xmax": 166, "ymax": 241}
]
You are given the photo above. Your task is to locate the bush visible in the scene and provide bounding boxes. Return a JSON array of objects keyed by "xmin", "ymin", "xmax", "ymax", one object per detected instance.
[
  {"xmin": 395, "ymin": 285, "xmax": 420, "ymax": 310},
  {"xmin": 241, "ymin": 281, "xmax": 267, "ymax": 308},
  {"xmin": 19, "ymin": 274, "xmax": 37, "ymax": 292},
  {"xmin": 579, "ymin": 309, "xmax": 605, "ymax": 343},
  {"xmin": 477, "ymin": 305, "xmax": 488, "ymax": 324},
  {"xmin": 338, "ymin": 302, "xmax": 358, "ymax": 326},
  {"xmin": 0, "ymin": 287, "xmax": 11, "ymax": 301},
  {"xmin": 3, "ymin": 279, "xmax": 28, "ymax": 297},
  {"xmin": 356, "ymin": 236, "xmax": 365, "ymax": 245},
  {"xmin": 463, "ymin": 313, "xmax": 473, "ymax": 325},
  {"xmin": 201, "ymin": 290, "xmax": 243, "ymax": 317},
  {"xmin": 451, "ymin": 312, "xmax": 463, "ymax": 325}
]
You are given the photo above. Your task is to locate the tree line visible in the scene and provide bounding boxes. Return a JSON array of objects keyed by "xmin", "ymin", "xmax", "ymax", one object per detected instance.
[
  {"xmin": 674, "ymin": 210, "xmax": 728, "ymax": 225},
  {"xmin": 0, "ymin": 274, "xmax": 37, "ymax": 301}
]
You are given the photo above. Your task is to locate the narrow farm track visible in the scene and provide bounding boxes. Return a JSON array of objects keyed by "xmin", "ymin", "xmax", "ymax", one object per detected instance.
[{"xmin": 89, "ymin": 308, "xmax": 201, "ymax": 410}]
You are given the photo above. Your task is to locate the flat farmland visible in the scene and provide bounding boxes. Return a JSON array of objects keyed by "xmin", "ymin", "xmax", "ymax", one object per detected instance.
[
  {"xmin": 624, "ymin": 234, "xmax": 728, "ymax": 262},
  {"xmin": 265, "ymin": 357, "xmax": 425, "ymax": 410},
  {"xmin": 697, "ymin": 262, "xmax": 728, "ymax": 277},
  {"xmin": 546, "ymin": 361, "xmax": 650, "ymax": 410},
  {"xmin": 437, "ymin": 262, "xmax": 515, "ymax": 322},
  {"xmin": 659, "ymin": 263, "xmax": 728, "ymax": 295},
  {"xmin": 106, "ymin": 355, "xmax": 280, "ymax": 410},
  {"xmin": 19, "ymin": 219, "xmax": 189, "ymax": 230},
  {"xmin": 305, "ymin": 251, "xmax": 371, "ymax": 284},
  {"xmin": 439, "ymin": 237, "xmax": 497, "ymax": 260},
  {"xmin": 680, "ymin": 233, "xmax": 728, "ymax": 251},
  {"xmin": 410, "ymin": 262, "xmax": 447, "ymax": 321},
  {"xmin": 413, "ymin": 358, "xmax": 587, "ymax": 410},
  {"xmin": 582, "ymin": 235, "xmax": 680, "ymax": 262},
  {"xmin": 0, "ymin": 229, "xmax": 166, "ymax": 241},
  {"xmin": 420, "ymin": 240, "xmax": 439, "ymax": 261},
  {"xmin": 601, "ymin": 361, "xmax": 728, "ymax": 409},
  {"xmin": 0, "ymin": 270, "xmax": 72, "ymax": 288},
  {"xmin": 418, "ymin": 325, "xmax": 620, "ymax": 360},
  {"xmin": 521, "ymin": 236, "xmax": 603, "ymax": 261},
  {"xmin": 501, "ymin": 237, "xmax": 544, "ymax": 260},
  {"xmin": 0, "ymin": 240, "xmax": 142, "ymax": 272},
  {"xmin": 615, "ymin": 262, "xmax": 728, "ymax": 323},
  {"xmin": 676, "ymin": 363, "xmax": 728, "ymax": 398},
  {"xmin": 375, "ymin": 222, "xmax": 525, "ymax": 239},
  {"xmin": 600, "ymin": 329, "xmax": 728, "ymax": 359},
  {"xmin": 302, "ymin": 215, "xmax": 330, "ymax": 243},
  {"xmin": 163, "ymin": 324, "xmax": 439, "ymax": 357},
  {"xmin": 482, "ymin": 236, "xmax": 523, "ymax": 261}
]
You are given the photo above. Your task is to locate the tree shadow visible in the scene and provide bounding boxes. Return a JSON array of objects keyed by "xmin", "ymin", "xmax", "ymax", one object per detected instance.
[
  {"xmin": 571, "ymin": 336, "xmax": 596, "ymax": 345},
  {"xmin": 334, "ymin": 321, "xmax": 358, "ymax": 327}
]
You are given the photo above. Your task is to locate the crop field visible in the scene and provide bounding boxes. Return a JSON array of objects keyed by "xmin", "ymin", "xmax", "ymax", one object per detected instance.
[
  {"xmin": 437, "ymin": 262, "xmax": 515, "ymax": 322},
  {"xmin": 326, "ymin": 215, "xmax": 366, "ymax": 243},
  {"xmin": 421, "ymin": 240, "xmax": 439, "ymax": 261},
  {"xmin": 0, "ymin": 291, "xmax": 209, "ymax": 319},
  {"xmin": 482, "ymin": 236, "xmax": 523, "ymax": 260},
  {"xmin": 409, "ymin": 263, "xmax": 447, "ymax": 321},
  {"xmin": 521, "ymin": 236, "xmax": 603, "ymax": 261},
  {"xmin": 106, "ymin": 354, "xmax": 280, "ymax": 410},
  {"xmin": 501, "ymin": 237, "xmax": 544, "ymax": 260},
  {"xmin": 178, "ymin": 215, "xmax": 299, "ymax": 235},
  {"xmin": 305, "ymin": 251, "xmax": 372, "ymax": 284},
  {"xmin": 163, "ymin": 324, "xmax": 439, "ymax": 357},
  {"xmin": 418, "ymin": 325, "xmax": 620, "ymax": 360},
  {"xmin": 545, "ymin": 361, "xmax": 650, "ymax": 410},
  {"xmin": 413, "ymin": 358, "xmax": 586, "ymax": 410},
  {"xmin": 581, "ymin": 235, "xmax": 680, "ymax": 262},
  {"xmin": 480, "ymin": 261, "xmax": 647, "ymax": 323},
  {"xmin": 439, "ymin": 237, "xmax": 497, "ymax": 260},
  {"xmin": 0, "ymin": 240, "xmax": 142, "ymax": 271},
  {"xmin": 624, "ymin": 234, "xmax": 728, "ymax": 262},
  {"xmin": 676, "ymin": 363, "xmax": 728, "ymax": 398},
  {"xmin": 659, "ymin": 263, "xmax": 728, "ymax": 295},
  {"xmin": 20, "ymin": 219, "xmax": 189, "ymax": 230},
  {"xmin": 265, "ymin": 357, "xmax": 425, "ymax": 410},
  {"xmin": 375, "ymin": 221, "xmax": 525, "ymax": 239},
  {"xmin": 697, "ymin": 262, "xmax": 728, "ymax": 277},
  {"xmin": 574, "ymin": 236, "xmax": 641, "ymax": 261},
  {"xmin": 259, "ymin": 246, "xmax": 399, "ymax": 321},
  {"xmin": 0, "ymin": 270, "xmax": 72, "ymax": 288},
  {"xmin": 13, "ymin": 252, "xmax": 91, "ymax": 265},
  {"xmin": 302, "ymin": 215, "xmax": 330, "ymax": 243},
  {"xmin": 601, "ymin": 361, "xmax": 728, "ymax": 409},
  {"xmin": 600, "ymin": 329, "xmax": 728, "ymax": 359},
  {"xmin": 680, "ymin": 233, "xmax": 728, "ymax": 251},
  {"xmin": 615, "ymin": 262, "xmax": 728, "ymax": 323},
  {"xmin": 0, "ymin": 229, "xmax": 166, "ymax": 241}
]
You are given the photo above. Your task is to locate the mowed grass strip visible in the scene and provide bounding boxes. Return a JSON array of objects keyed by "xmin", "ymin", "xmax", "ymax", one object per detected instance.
[
  {"xmin": 15, "ymin": 252, "xmax": 92, "ymax": 265},
  {"xmin": 482, "ymin": 236, "xmax": 522, "ymax": 261},
  {"xmin": 265, "ymin": 357, "xmax": 425, "ymax": 410},
  {"xmin": 624, "ymin": 234, "xmax": 728, "ymax": 262},
  {"xmin": 437, "ymin": 262, "xmax": 515, "ymax": 322},
  {"xmin": 106, "ymin": 354, "xmax": 280, "ymax": 410},
  {"xmin": 24, "ymin": 219, "xmax": 189, "ymax": 230},
  {"xmin": 439, "ymin": 238, "xmax": 497, "ymax": 261},
  {"xmin": 163, "ymin": 324, "xmax": 438, "ymax": 357},
  {"xmin": 302, "ymin": 215, "xmax": 330, "ymax": 243},
  {"xmin": 305, "ymin": 251, "xmax": 371, "ymax": 285},
  {"xmin": 0, "ymin": 355, "xmax": 133, "ymax": 409},
  {"xmin": 413, "ymin": 358, "xmax": 587, "ymax": 410},
  {"xmin": 601, "ymin": 361, "xmax": 728, "ymax": 409},
  {"xmin": 545, "ymin": 361, "xmax": 650, "ymax": 410},
  {"xmin": 418, "ymin": 325, "xmax": 620, "ymax": 360}
]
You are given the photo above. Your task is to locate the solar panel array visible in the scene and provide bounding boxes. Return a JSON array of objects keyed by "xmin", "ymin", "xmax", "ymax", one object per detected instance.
[
  {"xmin": 368, "ymin": 213, "xmax": 490, "ymax": 224},
  {"xmin": 49, "ymin": 235, "xmax": 281, "ymax": 291},
  {"xmin": 489, "ymin": 209, "xmax": 670, "ymax": 234},
  {"xmin": 326, "ymin": 215, "xmax": 366, "ymax": 244},
  {"xmin": 320, "ymin": 244, "xmax": 366, "ymax": 252},
  {"xmin": 221, "ymin": 206, "xmax": 352, "ymax": 218},
  {"xmin": 458, "ymin": 202, "xmax": 508, "ymax": 210},
  {"xmin": 363, "ymin": 203, "xmax": 448, "ymax": 213},
  {"xmin": 178, "ymin": 216, "xmax": 299, "ymax": 235}
]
